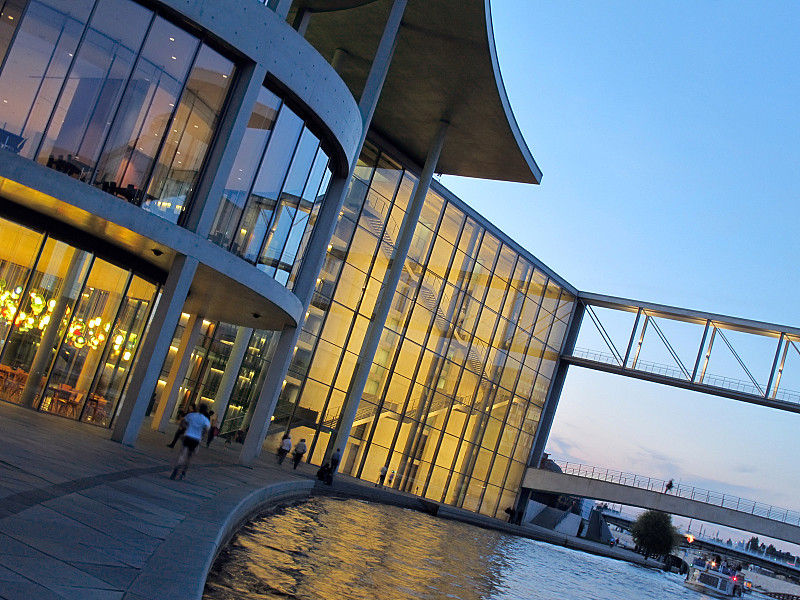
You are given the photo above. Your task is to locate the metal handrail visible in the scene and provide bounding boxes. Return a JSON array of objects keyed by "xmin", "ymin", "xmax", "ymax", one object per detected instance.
[
  {"xmin": 552, "ymin": 459, "xmax": 800, "ymax": 527},
  {"xmin": 570, "ymin": 347, "xmax": 800, "ymax": 405}
]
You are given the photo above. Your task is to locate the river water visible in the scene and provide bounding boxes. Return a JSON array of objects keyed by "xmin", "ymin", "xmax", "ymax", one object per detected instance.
[{"xmin": 203, "ymin": 497, "xmax": 712, "ymax": 600}]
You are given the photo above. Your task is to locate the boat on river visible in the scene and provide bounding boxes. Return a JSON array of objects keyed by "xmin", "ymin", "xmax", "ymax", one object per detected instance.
[{"xmin": 684, "ymin": 564, "xmax": 746, "ymax": 597}]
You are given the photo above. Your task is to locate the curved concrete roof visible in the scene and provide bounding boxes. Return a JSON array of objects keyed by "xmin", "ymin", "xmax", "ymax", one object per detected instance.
[{"xmin": 294, "ymin": 0, "xmax": 542, "ymax": 183}]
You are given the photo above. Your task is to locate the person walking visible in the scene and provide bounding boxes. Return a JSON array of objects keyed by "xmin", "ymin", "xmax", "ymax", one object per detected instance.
[
  {"xmin": 292, "ymin": 438, "xmax": 307, "ymax": 469},
  {"xmin": 330, "ymin": 448, "xmax": 342, "ymax": 473},
  {"xmin": 167, "ymin": 403, "xmax": 196, "ymax": 448},
  {"xmin": 170, "ymin": 403, "xmax": 210, "ymax": 480},
  {"xmin": 665, "ymin": 479, "xmax": 674, "ymax": 493},
  {"xmin": 376, "ymin": 465, "xmax": 387, "ymax": 487},
  {"xmin": 387, "ymin": 469, "xmax": 395, "ymax": 487},
  {"xmin": 277, "ymin": 434, "xmax": 292, "ymax": 464}
]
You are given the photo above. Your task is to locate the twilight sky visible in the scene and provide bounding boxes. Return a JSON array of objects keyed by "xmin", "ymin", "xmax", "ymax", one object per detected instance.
[{"xmin": 442, "ymin": 1, "xmax": 800, "ymax": 535}]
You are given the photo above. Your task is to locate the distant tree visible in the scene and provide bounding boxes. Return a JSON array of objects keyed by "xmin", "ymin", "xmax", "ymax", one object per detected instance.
[
  {"xmin": 767, "ymin": 544, "xmax": 778, "ymax": 557},
  {"xmin": 726, "ymin": 538, "xmax": 733, "ymax": 546},
  {"xmin": 746, "ymin": 536, "xmax": 760, "ymax": 552},
  {"xmin": 631, "ymin": 510, "xmax": 679, "ymax": 560}
]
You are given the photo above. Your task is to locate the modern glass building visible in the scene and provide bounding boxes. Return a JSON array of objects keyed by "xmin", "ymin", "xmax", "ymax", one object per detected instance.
[{"xmin": 0, "ymin": 0, "xmax": 578, "ymax": 519}]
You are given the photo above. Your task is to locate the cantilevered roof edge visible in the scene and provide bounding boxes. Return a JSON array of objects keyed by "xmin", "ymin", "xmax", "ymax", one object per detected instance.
[{"xmin": 484, "ymin": 0, "xmax": 542, "ymax": 184}]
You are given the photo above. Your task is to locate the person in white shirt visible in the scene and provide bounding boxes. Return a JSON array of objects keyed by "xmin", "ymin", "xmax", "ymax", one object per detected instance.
[
  {"xmin": 170, "ymin": 403, "xmax": 210, "ymax": 480},
  {"xmin": 292, "ymin": 439, "xmax": 307, "ymax": 469},
  {"xmin": 277, "ymin": 434, "xmax": 292, "ymax": 464}
]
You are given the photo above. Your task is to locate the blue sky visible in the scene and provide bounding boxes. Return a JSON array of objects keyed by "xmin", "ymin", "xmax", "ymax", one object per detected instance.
[{"xmin": 442, "ymin": 2, "xmax": 800, "ymax": 542}]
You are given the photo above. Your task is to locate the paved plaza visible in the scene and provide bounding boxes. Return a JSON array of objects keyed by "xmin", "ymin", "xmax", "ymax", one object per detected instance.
[
  {"xmin": 0, "ymin": 402, "xmax": 320, "ymax": 600},
  {"xmin": 0, "ymin": 402, "xmax": 661, "ymax": 600}
]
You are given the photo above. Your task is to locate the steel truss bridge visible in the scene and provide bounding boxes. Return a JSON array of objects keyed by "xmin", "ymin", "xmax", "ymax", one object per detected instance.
[{"xmin": 564, "ymin": 293, "xmax": 800, "ymax": 413}]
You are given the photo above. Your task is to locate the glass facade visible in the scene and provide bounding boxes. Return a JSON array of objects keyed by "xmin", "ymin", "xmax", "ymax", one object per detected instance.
[
  {"xmin": 208, "ymin": 87, "xmax": 334, "ymax": 288},
  {"xmin": 0, "ymin": 0, "xmax": 575, "ymax": 519},
  {"xmin": 255, "ymin": 141, "xmax": 575, "ymax": 517},
  {"xmin": 0, "ymin": 0, "xmax": 235, "ymax": 223},
  {"xmin": 0, "ymin": 216, "xmax": 157, "ymax": 426},
  {"xmin": 151, "ymin": 317, "xmax": 278, "ymax": 437}
]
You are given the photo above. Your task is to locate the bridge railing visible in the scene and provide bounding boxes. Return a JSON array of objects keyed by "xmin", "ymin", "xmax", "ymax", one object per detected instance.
[
  {"xmin": 553, "ymin": 460, "xmax": 800, "ymax": 527},
  {"xmin": 569, "ymin": 347, "xmax": 800, "ymax": 406}
]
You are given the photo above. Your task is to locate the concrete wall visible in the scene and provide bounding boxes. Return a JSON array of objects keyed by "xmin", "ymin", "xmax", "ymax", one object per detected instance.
[{"xmin": 555, "ymin": 512, "xmax": 582, "ymax": 536}]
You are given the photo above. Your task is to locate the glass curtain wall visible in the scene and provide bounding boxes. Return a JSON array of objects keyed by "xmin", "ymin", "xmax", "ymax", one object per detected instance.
[
  {"xmin": 208, "ymin": 87, "xmax": 333, "ymax": 288},
  {"xmin": 150, "ymin": 316, "xmax": 280, "ymax": 439},
  {"xmin": 0, "ymin": 216, "xmax": 157, "ymax": 425},
  {"xmin": 0, "ymin": 0, "xmax": 235, "ymax": 223},
  {"xmin": 256, "ymin": 141, "xmax": 575, "ymax": 517}
]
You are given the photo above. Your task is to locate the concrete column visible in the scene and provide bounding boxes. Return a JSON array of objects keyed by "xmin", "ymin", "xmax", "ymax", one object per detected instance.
[
  {"xmin": 181, "ymin": 62, "xmax": 269, "ymax": 238},
  {"xmin": 327, "ymin": 119, "xmax": 449, "ymax": 460},
  {"xmin": 151, "ymin": 314, "xmax": 202, "ymax": 432},
  {"xmin": 212, "ymin": 326, "xmax": 253, "ymax": 418},
  {"xmin": 111, "ymin": 255, "xmax": 198, "ymax": 446},
  {"xmin": 331, "ymin": 48, "xmax": 348, "ymax": 73},
  {"xmin": 293, "ymin": 8, "xmax": 312, "ymax": 35},
  {"xmin": 236, "ymin": 0, "xmax": 408, "ymax": 466},
  {"xmin": 528, "ymin": 300, "xmax": 584, "ymax": 467},
  {"xmin": 238, "ymin": 323, "xmax": 297, "ymax": 465},
  {"xmin": 357, "ymin": 0, "xmax": 406, "ymax": 122}
]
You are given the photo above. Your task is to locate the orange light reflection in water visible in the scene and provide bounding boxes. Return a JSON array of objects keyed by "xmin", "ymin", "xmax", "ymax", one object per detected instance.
[{"xmin": 203, "ymin": 497, "xmax": 506, "ymax": 600}]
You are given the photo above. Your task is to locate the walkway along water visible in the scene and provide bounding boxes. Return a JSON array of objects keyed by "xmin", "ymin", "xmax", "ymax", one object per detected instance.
[{"xmin": 0, "ymin": 401, "xmax": 662, "ymax": 600}]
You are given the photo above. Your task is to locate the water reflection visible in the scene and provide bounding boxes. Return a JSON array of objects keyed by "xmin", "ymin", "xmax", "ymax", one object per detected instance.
[{"xmin": 204, "ymin": 497, "xmax": 707, "ymax": 600}]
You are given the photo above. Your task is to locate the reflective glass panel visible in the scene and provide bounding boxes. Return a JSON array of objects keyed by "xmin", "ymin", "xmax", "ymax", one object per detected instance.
[
  {"xmin": 233, "ymin": 105, "xmax": 303, "ymax": 262},
  {"xmin": 209, "ymin": 88, "xmax": 281, "ymax": 248},
  {"xmin": 1, "ymin": 240, "xmax": 91, "ymax": 407},
  {"xmin": 258, "ymin": 127, "xmax": 320, "ymax": 277},
  {"xmin": 142, "ymin": 44, "xmax": 234, "ymax": 222},
  {"xmin": 0, "ymin": 0, "xmax": 93, "ymax": 158},
  {"xmin": 0, "ymin": 0, "xmax": 25, "ymax": 64},
  {"xmin": 282, "ymin": 147, "xmax": 330, "ymax": 286},
  {"xmin": 94, "ymin": 17, "xmax": 199, "ymax": 206},
  {"xmin": 37, "ymin": 0, "xmax": 151, "ymax": 174}
]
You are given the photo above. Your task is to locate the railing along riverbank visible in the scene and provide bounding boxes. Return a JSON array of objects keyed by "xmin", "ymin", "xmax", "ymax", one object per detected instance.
[{"xmin": 553, "ymin": 460, "xmax": 800, "ymax": 527}]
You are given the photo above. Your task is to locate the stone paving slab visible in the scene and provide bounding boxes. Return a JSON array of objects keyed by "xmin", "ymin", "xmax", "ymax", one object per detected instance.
[{"xmin": 0, "ymin": 402, "xmax": 318, "ymax": 599}]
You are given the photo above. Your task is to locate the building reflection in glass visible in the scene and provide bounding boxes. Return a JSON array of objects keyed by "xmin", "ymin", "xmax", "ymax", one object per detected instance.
[
  {"xmin": 208, "ymin": 87, "xmax": 334, "ymax": 289},
  {"xmin": 0, "ymin": 0, "xmax": 234, "ymax": 224}
]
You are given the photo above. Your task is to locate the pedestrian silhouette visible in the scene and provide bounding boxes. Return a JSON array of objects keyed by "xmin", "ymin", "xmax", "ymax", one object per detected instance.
[
  {"xmin": 376, "ymin": 465, "xmax": 387, "ymax": 487},
  {"xmin": 292, "ymin": 438, "xmax": 307, "ymax": 469},
  {"xmin": 277, "ymin": 434, "xmax": 291, "ymax": 464},
  {"xmin": 170, "ymin": 403, "xmax": 210, "ymax": 480}
]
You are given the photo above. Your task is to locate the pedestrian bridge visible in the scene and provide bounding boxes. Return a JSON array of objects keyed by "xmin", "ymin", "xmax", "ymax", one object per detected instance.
[{"xmin": 522, "ymin": 461, "xmax": 800, "ymax": 546}]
